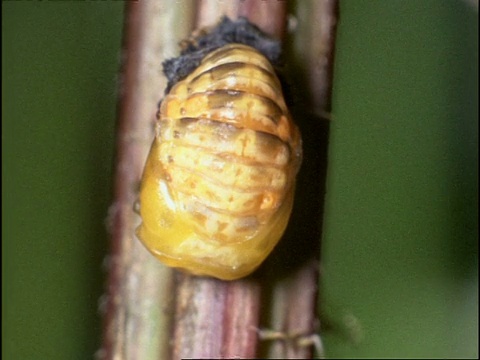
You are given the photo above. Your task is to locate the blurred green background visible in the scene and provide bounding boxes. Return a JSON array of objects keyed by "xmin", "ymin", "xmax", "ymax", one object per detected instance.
[
  {"xmin": 3, "ymin": 2, "xmax": 124, "ymax": 359},
  {"xmin": 2, "ymin": 1, "xmax": 477, "ymax": 359}
]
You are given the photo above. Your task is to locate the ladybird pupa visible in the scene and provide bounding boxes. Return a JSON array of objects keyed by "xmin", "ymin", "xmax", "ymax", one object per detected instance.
[{"xmin": 137, "ymin": 41, "xmax": 301, "ymax": 280}]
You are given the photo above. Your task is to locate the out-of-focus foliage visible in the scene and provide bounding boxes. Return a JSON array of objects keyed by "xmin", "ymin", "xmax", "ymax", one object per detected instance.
[{"xmin": 321, "ymin": 1, "xmax": 478, "ymax": 358}]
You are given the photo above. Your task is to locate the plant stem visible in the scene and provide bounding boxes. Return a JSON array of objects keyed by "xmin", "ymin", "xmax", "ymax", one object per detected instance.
[
  {"xmin": 101, "ymin": 1, "xmax": 338, "ymax": 359},
  {"xmin": 100, "ymin": 2, "xmax": 194, "ymax": 359}
]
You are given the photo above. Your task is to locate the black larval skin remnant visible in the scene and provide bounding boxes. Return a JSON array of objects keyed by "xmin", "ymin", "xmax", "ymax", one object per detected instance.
[{"xmin": 163, "ymin": 17, "xmax": 282, "ymax": 93}]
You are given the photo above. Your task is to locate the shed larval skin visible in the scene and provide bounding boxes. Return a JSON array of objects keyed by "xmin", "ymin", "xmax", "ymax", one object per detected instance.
[{"xmin": 137, "ymin": 44, "xmax": 302, "ymax": 280}]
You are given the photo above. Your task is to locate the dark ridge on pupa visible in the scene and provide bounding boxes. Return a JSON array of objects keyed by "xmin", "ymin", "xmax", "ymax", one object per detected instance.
[{"xmin": 162, "ymin": 17, "xmax": 282, "ymax": 94}]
